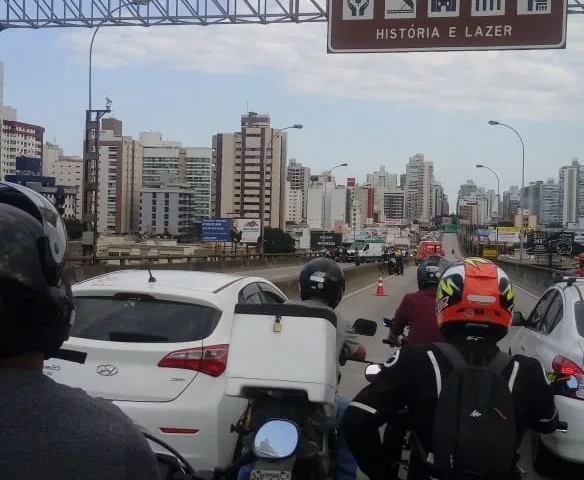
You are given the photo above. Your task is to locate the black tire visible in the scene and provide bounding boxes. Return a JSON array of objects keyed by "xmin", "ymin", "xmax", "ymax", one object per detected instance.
[{"xmin": 531, "ymin": 432, "xmax": 559, "ymax": 476}]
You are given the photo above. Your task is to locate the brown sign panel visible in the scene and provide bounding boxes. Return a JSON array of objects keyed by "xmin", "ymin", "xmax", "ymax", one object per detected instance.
[{"xmin": 328, "ymin": 0, "xmax": 568, "ymax": 53}]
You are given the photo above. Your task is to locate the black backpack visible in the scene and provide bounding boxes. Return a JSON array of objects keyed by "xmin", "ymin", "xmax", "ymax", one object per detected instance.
[{"xmin": 421, "ymin": 342, "xmax": 518, "ymax": 480}]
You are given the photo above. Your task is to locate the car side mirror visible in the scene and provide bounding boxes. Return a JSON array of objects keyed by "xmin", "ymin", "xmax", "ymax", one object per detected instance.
[
  {"xmin": 352, "ymin": 318, "xmax": 377, "ymax": 336},
  {"xmin": 511, "ymin": 311, "xmax": 525, "ymax": 327}
]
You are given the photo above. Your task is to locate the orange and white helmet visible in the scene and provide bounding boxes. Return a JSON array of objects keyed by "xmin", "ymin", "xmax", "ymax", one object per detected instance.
[{"xmin": 436, "ymin": 257, "xmax": 514, "ymax": 336}]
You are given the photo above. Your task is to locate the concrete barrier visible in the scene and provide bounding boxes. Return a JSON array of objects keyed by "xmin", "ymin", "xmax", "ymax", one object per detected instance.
[
  {"xmin": 68, "ymin": 257, "xmax": 414, "ymax": 297},
  {"xmin": 494, "ymin": 259, "xmax": 563, "ymax": 296},
  {"xmin": 66, "ymin": 253, "xmax": 318, "ymax": 284}
]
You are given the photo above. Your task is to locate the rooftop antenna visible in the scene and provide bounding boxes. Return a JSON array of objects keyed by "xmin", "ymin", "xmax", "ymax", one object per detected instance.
[{"xmin": 147, "ymin": 267, "xmax": 157, "ymax": 283}]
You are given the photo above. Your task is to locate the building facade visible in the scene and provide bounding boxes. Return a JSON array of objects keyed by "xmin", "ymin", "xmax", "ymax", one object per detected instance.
[{"xmin": 213, "ymin": 112, "xmax": 288, "ymax": 229}]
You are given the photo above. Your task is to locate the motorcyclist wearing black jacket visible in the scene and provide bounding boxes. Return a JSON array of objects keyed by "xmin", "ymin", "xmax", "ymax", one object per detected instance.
[
  {"xmin": 341, "ymin": 257, "xmax": 560, "ymax": 480},
  {"xmin": 0, "ymin": 182, "xmax": 159, "ymax": 480}
]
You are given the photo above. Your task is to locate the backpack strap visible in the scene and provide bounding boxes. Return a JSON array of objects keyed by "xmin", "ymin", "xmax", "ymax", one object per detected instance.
[
  {"xmin": 487, "ymin": 351, "xmax": 513, "ymax": 374},
  {"xmin": 433, "ymin": 342, "xmax": 468, "ymax": 369}
]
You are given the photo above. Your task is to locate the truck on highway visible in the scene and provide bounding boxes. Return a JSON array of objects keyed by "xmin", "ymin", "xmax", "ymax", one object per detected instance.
[{"xmin": 347, "ymin": 238, "xmax": 385, "ymax": 263}]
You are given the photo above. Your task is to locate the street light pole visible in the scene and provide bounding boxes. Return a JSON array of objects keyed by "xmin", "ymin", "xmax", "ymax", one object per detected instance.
[
  {"xmin": 259, "ymin": 123, "xmax": 303, "ymax": 254},
  {"xmin": 83, "ymin": 0, "xmax": 150, "ymax": 265},
  {"xmin": 476, "ymin": 164, "xmax": 501, "ymax": 260},
  {"xmin": 321, "ymin": 163, "xmax": 348, "ymax": 231},
  {"xmin": 488, "ymin": 120, "xmax": 526, "ymax": 261}
]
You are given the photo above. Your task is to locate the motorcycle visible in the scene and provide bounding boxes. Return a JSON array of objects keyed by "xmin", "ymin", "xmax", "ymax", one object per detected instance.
[
  {"xmin": 224, "ymin": 302, "xmax": 378, "ymax": 480},
  {"xmin": 149, "ymin": 418, "xmax": 303, "ymax": 480}
]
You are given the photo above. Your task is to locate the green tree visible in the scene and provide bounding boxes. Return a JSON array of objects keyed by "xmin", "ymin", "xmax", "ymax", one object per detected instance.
[
  {"xmin": 263, "ymin": 227, "xmax": 296, "ymax": 254},
  {"xmin": 64, "ymin": 219, "xmax": 84, "ymax": 240}
]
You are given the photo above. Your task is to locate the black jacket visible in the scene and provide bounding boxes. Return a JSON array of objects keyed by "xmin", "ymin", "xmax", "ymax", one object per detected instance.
[{"xmin": 341, "ymin": 338, "xmax": 559, "ymax": 480}]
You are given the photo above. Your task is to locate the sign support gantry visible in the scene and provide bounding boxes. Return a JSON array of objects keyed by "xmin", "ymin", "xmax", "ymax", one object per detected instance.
[{"xmin": 2, "ymin": 1, "xmax": 581, "ymax": 30}]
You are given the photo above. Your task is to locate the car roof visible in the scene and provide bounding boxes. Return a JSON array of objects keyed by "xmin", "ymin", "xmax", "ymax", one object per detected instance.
[{"xmin": 72, "ymin": 269, "xmax": 246, "ymax": 294}]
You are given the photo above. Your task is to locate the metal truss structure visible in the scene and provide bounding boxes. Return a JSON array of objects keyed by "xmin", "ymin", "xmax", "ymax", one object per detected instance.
[{"xmin": 1, "ymin": 1, "xmax": 580, "ymax": 30}]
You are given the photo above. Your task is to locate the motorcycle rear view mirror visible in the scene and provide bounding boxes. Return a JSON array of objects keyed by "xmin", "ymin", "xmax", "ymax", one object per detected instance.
[
  {"xmin": 552, "ymin": 374, "xmax": 580, "ymax": 396},
  {"xmin": 352, "ymin": 318, "xmax": 377, "ymax": 336},
  {"xmin": 365, "ymin": 364, "xmax": 382, "ymax": 383},
  {"xmin": 381, "ymin": 317, "xmax": 392, "ymax": 328},
  {"xmin": 252, "ymin": 419, "xmax": 300, "ymax": 460}
]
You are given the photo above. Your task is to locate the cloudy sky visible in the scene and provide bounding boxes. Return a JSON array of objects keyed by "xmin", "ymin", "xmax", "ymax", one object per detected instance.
[{"xmin": 1, "ymin": 0, "xmax": 584, "ymax": 206}]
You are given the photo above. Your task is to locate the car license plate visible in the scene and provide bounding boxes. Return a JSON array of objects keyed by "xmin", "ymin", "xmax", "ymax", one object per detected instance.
[{"xmin": 250, "ymin": 470, "xmax": 292, "ymax": 480}]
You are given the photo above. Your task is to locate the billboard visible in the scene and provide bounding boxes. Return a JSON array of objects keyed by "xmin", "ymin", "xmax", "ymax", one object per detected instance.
[
  {"xmin": 201, "ymin": 218, "xmax": 261, "ymax": 243},
  {"xmin": 327, "ymin": 0, "xmax": 568, "ymax": 54},
  {"xmin": 233, "ymin": 218, "xmax": 261, "ymax": 244},
  {"xmin": 311, "ymin": 231, "xmax": 343, "ymax": 250},
  {"xmin": 201, "ymin": 218, "xmax": 231, "ymax": 242}
]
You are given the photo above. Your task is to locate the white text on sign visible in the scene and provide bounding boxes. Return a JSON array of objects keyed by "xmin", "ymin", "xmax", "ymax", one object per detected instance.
[{"xmin": 376, "ymin": 24, "xmax": 513, "ymax": 40}]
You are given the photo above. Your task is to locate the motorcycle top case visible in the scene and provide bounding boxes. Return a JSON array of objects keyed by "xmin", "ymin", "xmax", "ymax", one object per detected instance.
[{"xmin": 225, "ymin": 302, "xmax": 338, "ymax": 405}]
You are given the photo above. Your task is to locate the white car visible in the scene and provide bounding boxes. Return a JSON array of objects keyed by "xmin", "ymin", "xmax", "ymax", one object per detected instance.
[
  {"xmin": 43, "ymin": 269, "xmax": 289, "ymax": 471},
  {"xmin": 509, "ymin": 277, "xmax": 584, "ymax": 474}
]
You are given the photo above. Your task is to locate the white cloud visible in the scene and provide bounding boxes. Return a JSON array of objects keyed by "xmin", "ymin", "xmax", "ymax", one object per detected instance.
[{"xmin": 56, "ymin": 7, "xmax": 584, "ymax": 121}]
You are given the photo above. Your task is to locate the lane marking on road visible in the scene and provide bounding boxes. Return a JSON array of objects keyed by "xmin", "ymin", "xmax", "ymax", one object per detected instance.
[
  {"xmin": 344, "ymin": 265, "xmax": 415, "ymax": 299},
  {"xmin": 513, "ymin": 284, "xmax": 539, "ymax": 299}
]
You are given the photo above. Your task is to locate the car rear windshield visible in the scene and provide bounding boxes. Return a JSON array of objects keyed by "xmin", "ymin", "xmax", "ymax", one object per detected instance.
[{"xmin": 71, "ymin": 296, "xmax": 222, "ymax": 343}]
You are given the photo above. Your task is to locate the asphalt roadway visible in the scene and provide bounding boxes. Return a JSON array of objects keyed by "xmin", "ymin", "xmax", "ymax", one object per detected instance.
[{"xmin": 337, "ymin": 233, "xmax": 583, "ymax": 480}]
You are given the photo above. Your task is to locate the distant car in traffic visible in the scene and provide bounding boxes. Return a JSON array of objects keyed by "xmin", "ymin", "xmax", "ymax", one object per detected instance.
[
  {"xmin": 509, "ymin": 276, "xmax": 584, "ymax": 475},
  {"xmin": 42, "ymin": 269, "xmax": 289, "ymax": 472}
]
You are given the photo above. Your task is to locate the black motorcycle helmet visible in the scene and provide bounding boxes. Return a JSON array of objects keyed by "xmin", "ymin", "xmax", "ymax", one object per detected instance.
[
  {"xmin": 417, "ymin": 255, "xmax": 452, "ymax": 290},
  {"xmin": 299, "ymin": 257, "xmax": 346, "ymax": 309},
  {"xmin": 0, "ymin": 181, "xmax": 75, "ymax": 359}
]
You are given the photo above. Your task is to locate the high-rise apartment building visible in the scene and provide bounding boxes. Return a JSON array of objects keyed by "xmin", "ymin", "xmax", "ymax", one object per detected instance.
[
  {"xmin": 286, "ymin": 157, "xmax": 310, "ymax": 223},
  {"xmin": 431, "ymin": 181, "xmax": 444, "ymax": 220},
  {"xmin": 366, "ymin": 166, "xmax": 398, "ymax": 222},
  {"xmin": 213, "ymin": 113, "xmax": 287, "ymax": 229},
  {"xmin": 139, "ymin": 182, "xmax": 198, "ymax": 236},
  {"xmin": 140, "ymin": 132, "xmax": 213, "ymax": 223},
  {"xmin": 541, "ymin": 179, "xmax": 561, "ymax": 225},
  {"xmin": 97, "ymin": 119, "xmax": 143, "ymax": 234},
  {"xmin": 42, "ymin": 142, "xmax": 83, "ymax": 219},
  {"xmin": 502, "ymin": 186, "xmax": 520, "ymax": 221},
  {"xmin": 404, "ymin": 154, "xmax": 433, "ymax": 222},
  {"xmin": 383, "ymin": 189, "xmax": 405, "ymax": 221},
  {"xmin": 0, "ymin": 62, "xmax": 45, "ymax": 180},
  {"xmin": 559, "ymin": 160, "xmax": 579, "ymax": 225}
]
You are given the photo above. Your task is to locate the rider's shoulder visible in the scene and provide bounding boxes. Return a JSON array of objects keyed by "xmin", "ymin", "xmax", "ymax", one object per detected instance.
[{"xmin": 50, "ymin": 380, "xmax": 140, "ymax": 431}]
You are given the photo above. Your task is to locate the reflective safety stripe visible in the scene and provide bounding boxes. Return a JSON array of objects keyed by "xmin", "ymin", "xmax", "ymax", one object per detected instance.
[
  {"xmin": 384, "ymin": 349, "xmax": 400, "ymax": 368},
  {"xmin": 349, "ymin": 401, "xmax": 377, "ymax": 415},
  {"xmin": 540, "ymin": 408, "xmax": 558, "ymax": 423},
  {"xmin": 508, "ymin": 360, "xmax": 519, "ymax": 392},
  {"xmin": 427, "ymin": 350, "xmax": 442, "ymax": 396}
]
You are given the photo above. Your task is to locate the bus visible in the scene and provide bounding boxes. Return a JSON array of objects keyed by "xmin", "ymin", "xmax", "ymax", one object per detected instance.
[{"xmin": 445, "ymin": 224, "xmax": 458, "ymax": 233}]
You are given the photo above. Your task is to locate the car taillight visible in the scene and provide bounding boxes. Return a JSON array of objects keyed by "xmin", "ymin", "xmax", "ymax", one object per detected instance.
[
  {"xmin": 158, "ymin": 344, "xmax": 229, "ymax": 377},
  {"xmin": 551, "ymin": 355, "xmax": 584, "ymax": 401}
]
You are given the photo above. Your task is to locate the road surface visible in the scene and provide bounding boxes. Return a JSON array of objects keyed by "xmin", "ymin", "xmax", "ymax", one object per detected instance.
[
  {"xmin": 336, "ymin": 233, "xmax": 583, "ymax": 480},
  {"xmin": 221, "ymin": 261, "xmax": 355, "ymax": 281}
]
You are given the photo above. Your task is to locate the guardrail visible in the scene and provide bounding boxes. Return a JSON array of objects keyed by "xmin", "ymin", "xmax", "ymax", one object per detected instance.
[{"xmin": 66, "ymin": 251, "xmax": 322, "ymax": 267}]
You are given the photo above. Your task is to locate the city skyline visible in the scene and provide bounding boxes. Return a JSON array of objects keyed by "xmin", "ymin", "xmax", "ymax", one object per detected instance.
[{"xmin": 1, "ymin": 11, "xmax": 584, "ymax": 204}]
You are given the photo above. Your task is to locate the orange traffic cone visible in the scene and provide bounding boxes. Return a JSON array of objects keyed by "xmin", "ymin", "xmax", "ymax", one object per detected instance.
[{"xmin": 374, "ymin": 277, "xmax": 387, "ymax": 296}]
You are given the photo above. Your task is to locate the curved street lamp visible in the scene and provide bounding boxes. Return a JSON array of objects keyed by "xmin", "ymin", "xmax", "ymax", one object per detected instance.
[
  {"xmin": 322, "ymin": 162, "xmax": 348, "ymax": 230},
  {"xmin": 89, "ymin": 0, "xmax": 151, "ymax": 110},
  {"xmin": 488, "ymin": 120, "xmax": 526, "ymax": 261},
  {"xmin": 259, "ymin": 124, "xmax": 303, "ymax": 254},
  {"xmin": 476, "ymin": 164, "xmax": 501, "ymax": 259}
]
